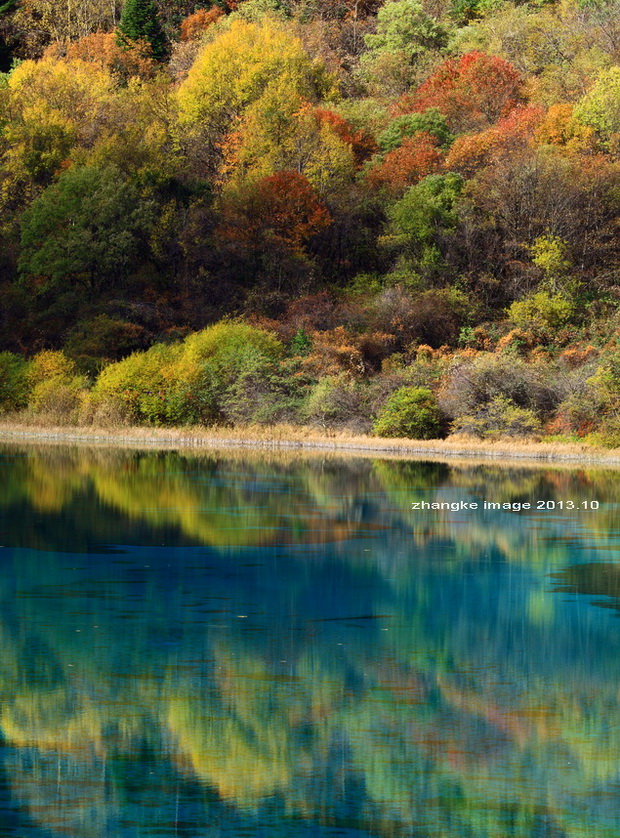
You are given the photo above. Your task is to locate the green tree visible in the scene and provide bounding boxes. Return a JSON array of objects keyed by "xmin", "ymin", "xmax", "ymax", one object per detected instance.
[
  {"xmin": 382, "ymin": 172, "xmax": 464, "ymax": 277},
  {"xmin": 359, "ymin": 0, "xmax": 448, "ymax": 95},
  {"xmin": 19, "ymin": 164, "xmax": 156, "ymax": 291},
  {"xmin": 117, "ymin": 0, "xmax": 167, "ymax": 61},
  {"xmin": 574, "ymin": 66, "xmax": 620, "ymax": 148}
]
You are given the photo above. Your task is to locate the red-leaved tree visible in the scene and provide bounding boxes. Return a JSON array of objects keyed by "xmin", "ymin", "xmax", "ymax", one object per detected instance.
[
  {"xmin": 445, "ymin": 105, "xmax": 544, "ymax": 176},
  {"xmin": 395, "ymin": 51, "xmax": 524, "ymax": 133},
  {"xmin": 367, "ymin": 131, "xmax": 444, "ymax": 192}
]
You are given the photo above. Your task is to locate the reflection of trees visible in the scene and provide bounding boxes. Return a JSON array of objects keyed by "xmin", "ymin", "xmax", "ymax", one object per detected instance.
[{"xmin": 0, "ymin": 445, "xmax": 620, "ymax": 835}]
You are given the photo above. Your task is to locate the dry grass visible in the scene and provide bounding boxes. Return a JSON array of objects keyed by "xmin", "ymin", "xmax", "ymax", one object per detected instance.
[{"xmin": 1, "ymin": 416, "xmax": 620, "ymax": 466}]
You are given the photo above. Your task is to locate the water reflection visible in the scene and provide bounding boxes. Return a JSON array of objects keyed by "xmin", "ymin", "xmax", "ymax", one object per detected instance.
[{"xmin": 0, "ymin": 444, "xmax": 619, "ymax": 836}]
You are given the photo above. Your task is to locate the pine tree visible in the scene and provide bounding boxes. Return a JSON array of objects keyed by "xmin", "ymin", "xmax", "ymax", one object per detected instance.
[{"xmin": 117, "ymin": 0, "xmax": 167, "ymax": 61}]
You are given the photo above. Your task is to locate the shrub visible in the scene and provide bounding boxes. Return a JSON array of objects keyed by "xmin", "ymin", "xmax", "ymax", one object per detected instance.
[
  {"xmin": 304, "ymin": 375, "xmax": 372, "ymax": 432},
  {"xmin": 29, "ymin": 376, "xmax": 88, "ymax": 422},
  {"xmin": 438, "ymin": 352, "xmax": 546, "ymax": 418},
  {"xmin": 507, "ymin": 290, "xmax": 575, "ymax": 337},
  {"xmin": 26, "ymin": 351, "xmax": 88, "ymax": 420},
  {"xmin": 27, "ymin": 350, "xmax": 76, "ymax": 387},
  {"xmin": 92, "ymin": 321, "xmax": 284, "ymax": 426},
  {"xmin": 92, "ymin": 343, "xmax": 183, "ymax": 425},
  {"xmin": 373, "ymin": 386, "xmax": 443, "ymax": 438},
  {"xmin": 451, "ymin": 394, "xmax": 541, "ymax": 438},
  {"xmin": 0, "ymin": 352, "xmax": 31, "ymax": 412}
]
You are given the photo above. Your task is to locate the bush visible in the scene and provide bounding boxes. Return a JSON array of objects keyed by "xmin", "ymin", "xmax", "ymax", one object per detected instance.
[
  {"xmin": 219, "ymin": 357, "xmax": 308, "ymax": 426},
  {"xmin": 438, "ymin": 352, "xmax": 550, "ymax": 418},
  {"xmin": 507, "ymin": 290, "xmax": 575, "ymax": 337},
  {"xmin": 27, "ymin": 350, "xmax": 76, "ymax": 387},
  {"xmin": 0, "ymin": 352, "xmax": 31, "ymax": 412},
  {"xmin": 92, "ymin": 321, "xmax": 284, "ymax": 426},
  {"xmin": 92, "ymin": 343, "xmax": 183, "ymax": 425},
  {"xmin": 29, "ymin": 376, "xmax": 88, "ymax": 422},
  {"xmin": 304, "ymin": 375, "xmax": 372, "ymax": 432},
  {"xmin": 451, "ymin": 394, "xmax": 541, "ymax": 438},
  {"xmin": 26, "ymin": 351, "xmax": 88, "ymax": 421},
  {"xmin": 373, "ymin": 386, "xmax": 443, "ymax": 438}
]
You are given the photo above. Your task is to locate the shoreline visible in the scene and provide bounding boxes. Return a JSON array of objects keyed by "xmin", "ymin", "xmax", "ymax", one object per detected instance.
[{"xmin": 1, "ymin": 421, "xmax": 620, "ymax": 466}]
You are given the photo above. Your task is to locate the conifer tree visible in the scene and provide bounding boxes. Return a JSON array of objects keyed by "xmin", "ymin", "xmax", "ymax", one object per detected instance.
[{"xmin": 117, "ymin": 0, "xmax": 167, "ymax": 61}]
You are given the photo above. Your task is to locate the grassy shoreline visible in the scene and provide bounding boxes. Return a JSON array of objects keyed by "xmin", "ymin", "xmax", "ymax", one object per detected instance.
[{"xmin": 1, "ymin": 419, "xmax": 620, "ymax": 466}]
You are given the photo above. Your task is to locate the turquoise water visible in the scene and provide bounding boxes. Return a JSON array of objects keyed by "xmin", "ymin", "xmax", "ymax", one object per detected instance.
[{"xmin": 0, "ymin": 444, "xmax": 619, "ymax": 837}]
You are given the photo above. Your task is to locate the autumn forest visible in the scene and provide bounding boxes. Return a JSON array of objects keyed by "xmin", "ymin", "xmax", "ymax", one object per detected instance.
[{"xmin": 2, "ymin": 0, "xmax": 620, "ymax": 442}]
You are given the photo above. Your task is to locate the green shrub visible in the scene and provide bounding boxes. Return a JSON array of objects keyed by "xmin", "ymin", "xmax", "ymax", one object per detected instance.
[
  {"xmin": 451, "ymin": 394, "xmax": 541, "ymax": 438},
  {"xmin": 221, "ymin": 358, "xmax": 308, "ymax": 425},
  {"xmin": 507, "ymin": 291, "xmax": 575, "ymax": 336},
  {"xmin": 304, "ymin": 375, "xmax": 372, "ymax": 431},
  {"xmin": 0, "ymin": 351, "xmax": 31, "ymax": 412},
  {"xmin": 92, "ymin": 321, "xmax": 285, "ymax": 426},
  {"xmin": 373, "ymin": 386, "xmax": 443, "ymax": 438},
  {"xmin": 92, "ymin": 343, "xmax": 182, "ymax": 424}
]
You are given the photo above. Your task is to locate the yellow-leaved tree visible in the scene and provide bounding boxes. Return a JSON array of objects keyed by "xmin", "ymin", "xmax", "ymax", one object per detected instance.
[{"xmin": 176, "ymin": 18, "xmax": 336, "ymax": 169}]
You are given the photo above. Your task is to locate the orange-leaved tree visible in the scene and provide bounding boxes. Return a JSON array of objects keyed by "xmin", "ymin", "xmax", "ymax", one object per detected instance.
[
  {"xmin": 366, "ymin": 131, "xmax": 444, "ymax": 192},
  {"xmin": 395, "ymin": 51, "xmax": 524, "ymax": 133}
]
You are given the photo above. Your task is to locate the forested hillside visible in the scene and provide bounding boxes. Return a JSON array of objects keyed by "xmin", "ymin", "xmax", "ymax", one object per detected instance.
[{"xmin": 2, "ymin": 0, "xmax": 620, "ymax": 442}]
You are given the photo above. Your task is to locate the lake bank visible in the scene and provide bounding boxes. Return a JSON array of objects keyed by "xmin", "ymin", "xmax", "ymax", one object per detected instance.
[{"xmin": 1, "ymin": 419, "xmax": 620, "ymax": 466}]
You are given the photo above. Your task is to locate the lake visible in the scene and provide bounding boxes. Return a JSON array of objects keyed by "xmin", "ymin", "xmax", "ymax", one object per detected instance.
[{"xmin": 0, "ymin": 443, "xmax": 619, "ymax": 837}]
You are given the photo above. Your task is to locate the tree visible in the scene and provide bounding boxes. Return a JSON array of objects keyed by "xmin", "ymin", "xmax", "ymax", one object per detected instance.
[
  {"xmin": 19, "ymin": 164, "xmax": 156, "ymax": 291},
  {"xmin": 382, "ymin": 172, "xmax": 464, "ymax": 277},
  {"xmin": 363, "ymin": 0, "xmax": 447, "ymax": 57},
  {"xmin": 574, "ymin": 66, "xmax": 620, "ymax": 149},
  {"xmin": 218, "ymin": 170, "xmax": 331, "ymax": 258},
  {"xmin": 117, "ymin": 0, "xmax": 167, "ymax": 60},
  {"xmin": 444, "ymin": 105, "xmax": 544, "ymax": 177},
  {"xmin": 358, "ymin": 0, "xmax": 447, "ymax": 94},
  {"xmin": 367, "ymin": 131, "xmax": 444, "ymax": 192},
  {"xmin": 396, "ymin": 51, "xmax": 524, "ymax": 133},
  {"xmin": 215, "ymin": 170, "xmax": 332, "ymax": 292},
  {"xmin": 177, "ymin": 19, "xmax": 331, "ymax": 135},
  {"xmin": 223, "ymin": 90, "xmax": 356, "ymax": 195},
  {"xmin": 378, "ymin": 108, "xmax": 453, "ymax": 153}
]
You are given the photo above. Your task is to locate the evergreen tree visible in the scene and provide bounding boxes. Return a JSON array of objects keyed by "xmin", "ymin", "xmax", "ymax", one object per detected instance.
[{"xmin": 117, "ymin": 0, "xmax": 167, "ymax": 61}]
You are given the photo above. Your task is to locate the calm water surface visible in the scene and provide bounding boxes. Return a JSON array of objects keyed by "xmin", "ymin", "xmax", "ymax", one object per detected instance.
[{"xmin": 0, "ymin": 444, "xmax": 619, "ymax": 837}]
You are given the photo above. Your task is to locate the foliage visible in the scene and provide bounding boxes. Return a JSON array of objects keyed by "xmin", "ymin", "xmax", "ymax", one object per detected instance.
[
  {"xmin": 366, "ymin": 132, "xmax": 444, "ymax": 192},
  {"xmin": 444, "ymin": 105, "xmax": 543, "ymax": 176},
  {"xmin": 373, "ymin": 385, "xmax": 443, "ymax": 438},
  {"xmin": 45, "ymin": 33, "xmax": 156, "ymax": 80},
  {"xmin": 26, "ymin": 350, "xmax": 87, "ymax": 418},
  {"xmin": 0, "ymin": 0, "xmax": 620, "ymax": 444},
  {"xmin": 382, "ymin": 173, "xmax": 463, "ymax": 275},
  {"xmin": 438, "ymin": 352, "xmax": 552, "ymax": 419},
  {"xmin": 507, "ymin": 291, "xmax": 575, "ymax": 336},
  {"xmin": 304, "ymin": 374, "xmax": 371, "ymax": 431},
  {"xmin": 117, "ymin": 0, "xmax": 167, "ymax": 60},
  {"xmin": 451, "ymin": 394, "xmax": 542, "ymax": 438},
  {"xmin": 180, "ymin": 7, "xmax": 224, "ymax": 41},
  {"xmin": 359, "ymin": 0, "xmax": 448, "ymax": 93},
  {"xmin": 398, "ymin": 51, "xmax": 524, "ymax": 132},
  {"xmin": 377, "ymin": 109, "xmax": 453, "ymax": 153},
  {"xmin": 19, "ymin": 165, "xmax": 156, "ymax": 290},
  {"xmin": 0, "ymin": 351, "xmax": 30, "ymax": 411},
  {"xmin": 574, "ymin": 66, "xmax": 620, "ymax": 148},
  {"xmin": 177, "ymin": 20, "xmax": 331, "ymax": 136},
  {"xmin": 92, "ymin": 321, "xmax": 284, "ymax": 426}
]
